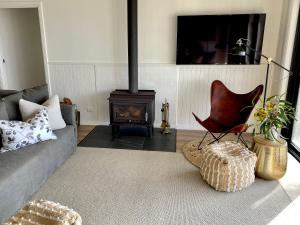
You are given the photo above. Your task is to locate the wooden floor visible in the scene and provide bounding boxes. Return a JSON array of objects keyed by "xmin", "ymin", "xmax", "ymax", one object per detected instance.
[
  {"xmin": 176, "ymin": 129, "xmax": 204, "ymax": 153},
  {"xmin": 77, "ymin": 125, "xmax": 95, "ymax": 144},
  {"xmin": 77, "ymin": 125, "xmax": 254, "ymax": 152}
]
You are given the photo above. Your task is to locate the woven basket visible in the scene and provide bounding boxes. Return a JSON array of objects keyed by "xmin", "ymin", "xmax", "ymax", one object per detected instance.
[
  {"xmin": 3, "ymin": 199, "xmax": 82, "ymax": 225},
  {"xmin": 199, "ymin": 141, "xmax": 257, "ymax": 192}
]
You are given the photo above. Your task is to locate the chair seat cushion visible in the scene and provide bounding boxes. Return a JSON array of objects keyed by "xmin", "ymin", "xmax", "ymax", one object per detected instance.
[
  {"xmin": 202, "ymin": 117, "xmax": 230, "ymax": 133},
  {"xmin": 193, "ymin": 114, "xmax": 248, "ymax": 134},
  {"xmin": 199, "ymin": 141, "xmax": 257, "ymax": 192}
]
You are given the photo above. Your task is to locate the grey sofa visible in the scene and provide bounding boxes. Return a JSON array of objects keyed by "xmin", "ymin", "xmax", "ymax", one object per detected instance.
[{"xmin": 0, "ymin": 85, "xmax": 77, "ymax": 223}]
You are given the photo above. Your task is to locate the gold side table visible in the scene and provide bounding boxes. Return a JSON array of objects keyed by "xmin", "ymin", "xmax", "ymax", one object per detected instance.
[{"xmin": 252, "ymin": 135, "xmax": 287, "ymax": 180}]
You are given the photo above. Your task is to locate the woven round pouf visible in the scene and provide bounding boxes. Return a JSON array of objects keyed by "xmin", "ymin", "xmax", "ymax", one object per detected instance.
[
  {"xmin": 183, "ymin": 140, "xmax": 257, "ymax": 192},
  {"xmin": 182, "ymin": 139, "xmax": 205, "ymax": 168},
  {"xmin": 182, "ymin": 138, "xmax": 217, "ymax": 167}
]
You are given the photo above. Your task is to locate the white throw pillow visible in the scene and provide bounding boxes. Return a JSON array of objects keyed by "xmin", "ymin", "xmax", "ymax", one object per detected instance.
[
  {"xmin": 19, "ymin": 95, "xmax": 66, "ymax": 130},
  {"xmin": 0, "ymin": 109, "xmax": 57, "ymax": 153}
]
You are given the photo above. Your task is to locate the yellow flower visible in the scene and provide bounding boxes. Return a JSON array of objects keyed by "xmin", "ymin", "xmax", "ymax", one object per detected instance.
[
  {"xmin": 266, "ymin": 102, "xmax": 275, "ymax": 111},
  {"xmin": 254, "ymin": 108, "xmax": 268, "ymax": 121}
]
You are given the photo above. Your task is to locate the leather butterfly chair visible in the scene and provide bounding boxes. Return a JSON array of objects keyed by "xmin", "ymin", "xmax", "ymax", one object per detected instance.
[{"xmin": 193, "ymin": 80, "xmax": 263, "ymax": 149}]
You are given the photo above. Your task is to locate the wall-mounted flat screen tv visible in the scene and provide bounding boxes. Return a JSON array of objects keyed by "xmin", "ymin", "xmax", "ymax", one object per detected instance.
[{"xmin": 176, "ymin": 14, "xmax": 266, "ymax": 65}]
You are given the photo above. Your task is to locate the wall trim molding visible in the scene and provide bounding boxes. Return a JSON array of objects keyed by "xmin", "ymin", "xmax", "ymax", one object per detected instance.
[
  {"xmin": 47, "ymin": 61, "xmax": 269, "ymax": 68},
  {"xmin": 48, "ymin": 61, "xmax": 176, "ymax": 66}
]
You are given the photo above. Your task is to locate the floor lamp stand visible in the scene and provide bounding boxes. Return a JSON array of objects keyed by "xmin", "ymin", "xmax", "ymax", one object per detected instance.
[
  {"xmin": 233, "ymin": 39, "xmax": 293, "ymax": 107},
  {"xmin": 259, "ymin": 55, "xmax": 291, "ymax": 108},
  {"xmin": 263, "ymin": 60, "xmax": 271, "ymax": 108}
]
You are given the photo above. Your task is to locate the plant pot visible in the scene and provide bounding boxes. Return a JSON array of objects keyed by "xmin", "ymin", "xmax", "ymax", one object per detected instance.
[
  {"xmin": 251, "ymin": 135, "xmax": 287, "ymax": 180},
  {"xmin": 265, "ymin": 128, "xmax": 279, "ymax": 141}
]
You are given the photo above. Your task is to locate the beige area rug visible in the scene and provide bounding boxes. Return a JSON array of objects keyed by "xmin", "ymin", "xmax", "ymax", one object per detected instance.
[{"xmin": 32, "ymin": 147, "xmax": 293, "ymax": 225}]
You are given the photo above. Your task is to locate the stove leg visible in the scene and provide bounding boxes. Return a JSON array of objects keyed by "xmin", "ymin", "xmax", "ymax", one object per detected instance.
[
  {"xmin": 112, "ymin": 125, "xmax": 120, "ymax": 140},
  {"xmin": 148, "ymin": 126, "xmax": 153, "ymax": 138},
  {"xmin": 117, "ymin": 126, "xmax": 120, "ymax": 138},
  {"xmin": 111, "ymin": 125, "xmax": 116, "ymax": 140}
]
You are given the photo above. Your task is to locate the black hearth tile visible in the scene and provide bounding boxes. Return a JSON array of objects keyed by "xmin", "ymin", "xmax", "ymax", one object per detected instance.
[
  {"xmin": 111, "ymin": 136, "xmax": 145, "ymax": 150},
  {"xmin": 78, "ymin": 126, "xmax": 114, "ymax": 148},
  {"xmin": 85, "ymin": 125, "xmax": 112, "ymax": 138},
  {"xmin": 119, "ymin": 126, "xmax": 149, "ymax": 137},
  {"xmin": 78, "ymin": 126, "xmax": 176, "ymax": 152},
  {"xmin": 143, "ymin": 129, "xmax": 176, "ymax": 152},
  {"xmin": 79, "ymin": 138, "xmax": 113, "ymax": 148}
]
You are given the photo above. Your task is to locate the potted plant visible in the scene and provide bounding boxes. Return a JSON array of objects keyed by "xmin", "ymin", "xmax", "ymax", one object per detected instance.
[
  {"xmin": 251, "ymin": 95, "xmax": 296, "ymax": 180},
  {"xmin": 252, "ymin": 95, "xmax": 296, "ymax": 140}
]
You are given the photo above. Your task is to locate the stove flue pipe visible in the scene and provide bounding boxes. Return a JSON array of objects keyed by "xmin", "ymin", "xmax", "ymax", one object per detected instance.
[{"xmin": 128, "ymin": 0, "xmax": 138, "ymax": 94}]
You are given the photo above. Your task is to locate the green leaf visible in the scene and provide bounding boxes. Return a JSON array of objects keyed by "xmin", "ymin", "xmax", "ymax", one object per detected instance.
[{"xmin": 267, "ymin": 95, "xmax": 277, "ymax": 101}]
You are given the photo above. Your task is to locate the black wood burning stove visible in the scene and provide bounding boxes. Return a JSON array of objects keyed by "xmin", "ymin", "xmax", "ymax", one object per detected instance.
[
  {"xmin": 109, "ymin": 90, "xmax": 155, "ymax": 137},
  {"xmin": 109, "ymin": 0, "xmax": 156, "ymax": 137}
]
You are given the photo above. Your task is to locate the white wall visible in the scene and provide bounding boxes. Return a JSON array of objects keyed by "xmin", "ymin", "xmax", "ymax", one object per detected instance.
[
  {"xmin": 271, "ymin": 0, "xmax": 300, "ymax": 96},
  {"xmin": 43, "ymin": 0, "xmax": 285, "ymax": 63},
  {"xmin": 37, "ymin": 0, "xmax": 297, "ymax": 128},
  {"xmin": 0, "ymin": 8, "xmax": 46, "ymax": 90}
]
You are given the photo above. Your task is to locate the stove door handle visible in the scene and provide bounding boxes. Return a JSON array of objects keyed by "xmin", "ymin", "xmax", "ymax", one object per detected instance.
[{"xmin": 145, "ymin": 112, "xmax": 148, "ymax": 122}]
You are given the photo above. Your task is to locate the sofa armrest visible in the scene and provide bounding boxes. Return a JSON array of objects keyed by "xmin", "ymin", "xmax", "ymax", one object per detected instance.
[
  {"xmin": 60, "ymin": 104, "xmax": 77, "ymax": 126},
  {"xmin": 0, "ymin": 90, "xmax": 18, "ymax": 98}
]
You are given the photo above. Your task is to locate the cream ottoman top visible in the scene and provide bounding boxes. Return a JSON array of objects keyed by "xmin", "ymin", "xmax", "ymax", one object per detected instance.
[
  {"xmin": 200, "ymin": 141, "xmax": 257, "ymax": 192},
  {"xmin": 201, "ymin": 141, "xmax": 256, "ymax": 165}
]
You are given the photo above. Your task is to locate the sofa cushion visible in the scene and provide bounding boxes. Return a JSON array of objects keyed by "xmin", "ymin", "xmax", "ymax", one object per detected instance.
[
  {"xmin": 2, "ymin": 92, "xmax": 23, "ymax": 121},
  {"xmin": 0, "ymin": 90, "xmax": 18, "ymax": 98},
  {"xmin": 0, "ymin": 125, "xmax": 76, "ymax": 223},
  {"xmin": 22, "ymin": 84, "xmax": 49, "ymax": 104},
  {"xmin": 0, "ymin": 109, "xmax": 57, "ymax": 153},
  {"xmin": 19, "ymin": 95, "xmax": 66, "ymax": 130},
  {"xmin": 0, "ymin": 101, "xmax": 9, "ymax": 149},
  {"xmin": 0, "ymin": 101, "xmax": 9, "ymax": 120}
]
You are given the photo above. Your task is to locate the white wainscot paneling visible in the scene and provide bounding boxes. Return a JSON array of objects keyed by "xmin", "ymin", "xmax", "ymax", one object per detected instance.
[
  {"xmin": 139, "ymin": 64, "xmax": 178, "ymax": 127},
  {"xmin": 49, "ymin": 63, "xmax": 267, "ymax": 130},
  {"xmin": 49, "ymin": 64, "xmax": 98, "ymax": 124},
  {"xmin": 95, "ymin": 63, "xmax": 128, "ymax": 125},
  {"xmin": 95, "ymin": 63, "xmax": 178, "ymax": 127},
  {"xmin": 177, "ymin": 65, "xmax": 267, "ymax": 130}
]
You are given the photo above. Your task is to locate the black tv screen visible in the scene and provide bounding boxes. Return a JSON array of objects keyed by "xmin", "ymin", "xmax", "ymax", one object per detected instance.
[{"xmin": 176, "ymin": 14, "xmax": 266, "ymax": 65}]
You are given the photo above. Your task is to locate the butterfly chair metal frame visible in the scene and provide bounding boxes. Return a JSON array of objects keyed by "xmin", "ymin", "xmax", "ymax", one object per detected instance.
[
  {"xmin": 193, "ymin": 119, "xmax": 249, "ymax": 150},
  {"xmin": 193, "ymin": 80, "xmax": 263, "ymax": 150}
]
